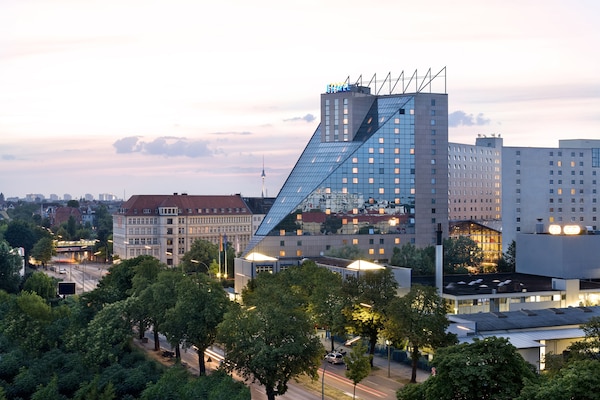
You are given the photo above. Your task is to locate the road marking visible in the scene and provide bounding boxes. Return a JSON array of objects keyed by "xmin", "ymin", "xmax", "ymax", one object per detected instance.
[{"xmin": 320, "ymin": 368, "xmax": 387, "ymax": 398}]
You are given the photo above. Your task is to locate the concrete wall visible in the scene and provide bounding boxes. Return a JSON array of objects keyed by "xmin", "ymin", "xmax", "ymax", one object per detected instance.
[{"xmin": 517, "ymin": 233, "xmax": 600, "ymax": 279}]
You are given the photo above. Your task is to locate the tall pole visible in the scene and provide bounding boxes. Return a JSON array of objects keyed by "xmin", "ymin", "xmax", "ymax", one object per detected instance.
[{"xmin": 435, "ymin": 223, "xmax": 443, "ymax": 295}]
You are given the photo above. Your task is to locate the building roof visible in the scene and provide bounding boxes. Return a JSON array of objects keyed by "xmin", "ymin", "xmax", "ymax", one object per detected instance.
[
  {"xmin": 413, "ymin": 272, "xmax": 600, "ymax": 297},
  {"xmin": 242, "ymin": 197, "xmax": 276, "ymax": 214},
  {"xmin": 452, "ymin": 306, "xmax": 600, "ymax": 332},
  {"xmin": 118, "ymin": 194, "xmax": 251, "ymax": 216}
]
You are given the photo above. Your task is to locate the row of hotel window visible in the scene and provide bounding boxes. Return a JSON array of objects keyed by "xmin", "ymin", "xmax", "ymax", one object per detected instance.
[{"xmin": 127, "ymin": 225, "xmax": 250, "ymax": 235}]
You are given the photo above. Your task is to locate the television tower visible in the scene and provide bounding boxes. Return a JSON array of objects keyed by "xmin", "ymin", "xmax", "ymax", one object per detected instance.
[{"xmin": 261, "ymin": 156, "xmax": 266, "ymax": 198}]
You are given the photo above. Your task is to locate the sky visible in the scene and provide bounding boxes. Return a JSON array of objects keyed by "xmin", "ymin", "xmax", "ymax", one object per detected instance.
[{"xmin": 1, "ymin": 0, "xmax": 599, "ymax": 201}]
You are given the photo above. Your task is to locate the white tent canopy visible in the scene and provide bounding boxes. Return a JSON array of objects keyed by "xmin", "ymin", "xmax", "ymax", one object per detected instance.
[
  {"xmin": 346, "ymin": 259, "xmax": 385, "ymax": 271},
  {"xmin": 244, "ymin": 252, "xmax": 277, "ymax": 262}
]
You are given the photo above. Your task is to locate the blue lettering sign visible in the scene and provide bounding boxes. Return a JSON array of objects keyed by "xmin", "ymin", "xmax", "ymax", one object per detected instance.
[{"xmin": 326, "ymin": 82, "xmax": 350, "ymax": 94}]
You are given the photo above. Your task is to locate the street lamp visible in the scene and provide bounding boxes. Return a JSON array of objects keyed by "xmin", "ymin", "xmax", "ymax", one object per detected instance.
[{"xmin": 385, "ymin": 340, "xmax": 391, "ymax": 378}]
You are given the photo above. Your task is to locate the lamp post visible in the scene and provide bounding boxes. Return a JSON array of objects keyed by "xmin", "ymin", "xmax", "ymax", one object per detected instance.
[{"xmin": 386, "ymin": 340, "xmax": 391, "ymax": 378}]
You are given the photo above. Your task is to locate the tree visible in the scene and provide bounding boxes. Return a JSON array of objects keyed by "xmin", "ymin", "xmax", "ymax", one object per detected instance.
[
  {"xmin": 218, "ymin": 273, "xmax": 323, "ymax": 400},
  {"xmin": 326, "ymin": 245, "xmax": 365, "ymax": 260},
  {"xmin": 496, "ymin": 240, "xmax": 516, "ymax": 273},
  {"xmin": 4, "ymin": 220, "xmax": 36, "ymax": 267},
  {"xmin": 31, "ymin": 236, "xmax": 55, "ymax": 266},
  {"xmin": 0, "ymin": 241, "xmax": 23, "ymax": 293},
  {"xmin": 299, "ymin": 262, "xmax": 348, "ymax": 352},
  {"xmin": 517, "ymin": 359, "xmax": 600, "ymax": 400},
  {"xmin": 443, "ymin": 236, "xmax": 483, "ymax": 274},
  {"xmin": 399, "ymin": 337, "xmax": 537, "ymax": 400},
  {"xmin": 180, "ymin": 239, "xmax": 218, "ymax": 274},
  {"xmin": 384, "ymin": 284, "xmax": 456, "ymax": 383},
  {"xmin": 74, "ymin": 300, "xmax": 133, "ymax": 367},
  {"xmin": 342, "ymin": 268, "xmax": 398, "ymax": 365},
  {"xmin": 163, "ymin": 274, "xmax": 229, "ymax": 376},
  {"xmin": 564, "ymin": 316, "xmax": 600, "ymax": 361},
  {"xmin": 139, "ymin": 269, "xmax": 183, "ymax": 352},
  {"xmin": 390, "ymin": 243, "xmax": 435, "ymax": 276},
  {"xmin": 23, "ymin": 272, "xmax": 57, "ymax": 301},
  {"xmin": 345, "ymin": 341, "xmax": 371, "ymax": 400}
]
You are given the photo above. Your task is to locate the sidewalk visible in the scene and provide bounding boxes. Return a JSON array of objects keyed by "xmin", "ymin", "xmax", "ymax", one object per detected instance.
[{"xmin": 320, "ymin": 333, "xmax": 430, "ymax": 384}]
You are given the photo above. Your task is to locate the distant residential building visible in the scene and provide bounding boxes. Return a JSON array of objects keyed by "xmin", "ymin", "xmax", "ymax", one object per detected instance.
[
  {"xmin": 112, "ymin": 193, "xmax": 252, "ymax": 267},
  {"xmin": 98, "ymin": 193, "xmax": 119, "ymax": 201},
  {"xmin": 63, "ymin": 194, "xmax": 72, "ymax": 201},
  {"xmin": 51, "ymin": 206, "xmax": 83, "ymax": 227},
  {"xmin": 25, "ymin": 193, "xmax": 44, "ymax": 202},
  {"xmin": 49, "ymin": 194, "xmax": 59, "ymax": 201}
]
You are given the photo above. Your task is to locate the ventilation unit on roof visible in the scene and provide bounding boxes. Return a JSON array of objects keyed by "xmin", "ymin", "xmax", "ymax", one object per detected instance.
[{"xmin": 520, "ymin": 309, "xmax": 537, "ymax": 316}]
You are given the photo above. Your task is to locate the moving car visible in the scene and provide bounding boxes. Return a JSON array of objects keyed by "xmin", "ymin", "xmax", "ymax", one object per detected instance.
[{"xmin": 324, "ymin": 352, "xmax": 344, "ymax": 364}]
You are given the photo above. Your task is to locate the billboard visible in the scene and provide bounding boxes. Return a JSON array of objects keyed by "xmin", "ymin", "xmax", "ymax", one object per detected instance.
[{"xmin": 58, "ymin": 282, "xmax": 76, "ymax": 295}]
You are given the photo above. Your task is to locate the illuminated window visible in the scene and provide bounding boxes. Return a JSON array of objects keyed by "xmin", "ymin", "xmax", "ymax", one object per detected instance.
[
  {"xmin": 279, "ymin": 250, "xmax": 286, "ymax": 257},
  {"xmin": 352, "ymin": 167, "xmax": 358, "ymax": 173},
  {"xmin": 394, "ymin": 178, "xmax": 400, "ymax": 184},
  {"xmin": 369, "ymin": 158, "xmax": 374, "ymax": 164},
  {"xmin": 352, "ymin": 157, "xmax": 358, "ymax": 163},
  {"xmin": 379, "ymin": 248, "xmax": 385, "ymax": 255},
  {"xmin": 379, "ymin": 208, "xmax": 385, "ymax": 214},
  {"xmin": 296, "ymin": 214, "xmax": 302, "ymax": 220},
  {"xmin": 353, "ymin": 208, "xmax": 358, "ymax": 214},
  {"xmin": 342, "ymin": 218, "xmax": 348, "ymax": 225},
  {"xmin": 296, "ymin": 250, "xmax": 302, "ymax": 257},
  {"xmin": 369, "ymin": 249, "xmax": 375, "ymax": 255},
  {"xmin": 342, "ymin": 177, "xmax": 348, "ymax": 183},
  {"xmin": 394, "ymin": 118, "xmax": 400, "ymax": 124},
  {"xmin": 394, "ymin": 148, "xmax": 400, "ymax": 154},
  {"xmin": 280, "ymin": 230, "xmax": 285, "ymax": 236},
  {"xmin": 353, "ymin": 238, "xmax": 359, "ymax": 245},
  {"xmin": 410, "ymin": 148, "xmax": 415, "ymax": 154},
  {"xmin": 342, "ymin": 187, "xmax": 348, "ymax": 193},
  {"xmin": 395, "ymin": 237, "xmax": 400, "ymax": 244},
  {"xmin": 326, "ymin": 209, "xmax": 331, "ymax": 215},
  {"xmin": 395, "ymin": 158, "xmax": 400, "ymax": 164},
  {"xmin": 394, "ymin": 168, "xmax": 400, "ymax": 174},
  {"xmin": 379, "ymin": 188, "xmax": 385, "ymax": 194},
  {"xmin": 368, "ymin": 178, "xmax": 374, "ymax": 184},
  {"xmin": 394, "ymin": 128, "xmax": 400, "ymax": 134},
  {"xmin": 296, "ymin": 229, "xmax": 302, "ymax": 236},
  {"xmin": 353, "ymin": 178, "xmax": 358, "ymax": 184}
]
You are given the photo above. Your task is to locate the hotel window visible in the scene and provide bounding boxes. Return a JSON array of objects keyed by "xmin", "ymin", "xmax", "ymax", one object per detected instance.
[{"xmin": 279, "ymin": 250, "xmax": 286, "ymax": 257}]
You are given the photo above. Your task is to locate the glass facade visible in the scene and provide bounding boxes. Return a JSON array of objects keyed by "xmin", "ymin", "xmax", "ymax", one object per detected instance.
[{"xmin": 244, "ymin": 85, "xmax": 448, "ymax": 259}]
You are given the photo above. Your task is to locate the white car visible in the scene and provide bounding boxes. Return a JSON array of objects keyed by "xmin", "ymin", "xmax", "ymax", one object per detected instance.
[
  {"xmin": 59, "ymin": 268, "xmax": 67, "ymax": 274},
  {"xmin": 324, "ymin": 352, "xmax": 344, "ymax": 364}
]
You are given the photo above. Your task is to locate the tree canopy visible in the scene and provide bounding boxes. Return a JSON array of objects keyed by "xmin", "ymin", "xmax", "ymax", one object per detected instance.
[
  {"xmin": 385, "ymin": 284, "xmax": 456, "ymax": 383},
  {"xmin": 218, "ymin": 271, "xmax": 324, "ymax": 400},
  {"xmin": 398, "ymin": 337, "xmax": 537, "ymax": 400}
]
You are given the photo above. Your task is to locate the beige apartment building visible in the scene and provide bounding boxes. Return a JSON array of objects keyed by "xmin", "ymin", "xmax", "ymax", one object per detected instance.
[{"xmin": 112, "ymin": 193, "xmax": 252, "ymax": 267}]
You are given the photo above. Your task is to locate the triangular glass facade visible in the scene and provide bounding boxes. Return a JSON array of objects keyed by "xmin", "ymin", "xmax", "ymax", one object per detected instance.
[{"xmin": 245, "ymin": 89, "xmax": 436, "ymax": 257}]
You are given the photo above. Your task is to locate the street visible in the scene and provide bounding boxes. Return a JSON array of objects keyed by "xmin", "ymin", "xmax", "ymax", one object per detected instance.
[{"xmin": 138, "ymin": 331, "xmax": 426, "ymax": 400}]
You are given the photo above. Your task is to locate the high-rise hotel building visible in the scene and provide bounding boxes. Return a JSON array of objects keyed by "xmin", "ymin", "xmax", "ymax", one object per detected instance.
[
  {"xmin": 243, "ymin": 70, "xmax": 449, "ymax": 262},
  {"xmin": 502, "ymin": 139, "xmax": 600, "ymax": 249}
]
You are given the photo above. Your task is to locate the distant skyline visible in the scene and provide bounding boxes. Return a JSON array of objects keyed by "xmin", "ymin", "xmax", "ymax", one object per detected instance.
[{"xmin": 2, "ymin": 0, "xmax": 599, "ymax": 200}]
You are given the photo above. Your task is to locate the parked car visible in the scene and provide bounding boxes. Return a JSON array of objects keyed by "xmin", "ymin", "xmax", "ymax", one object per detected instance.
[
  {"xmin": 324, "ymin": 352, "xmax": 344, "ymax": 364},
  {"xmin": 59, "ymin": 268, "xmax": 67, "ymax": 274}
]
